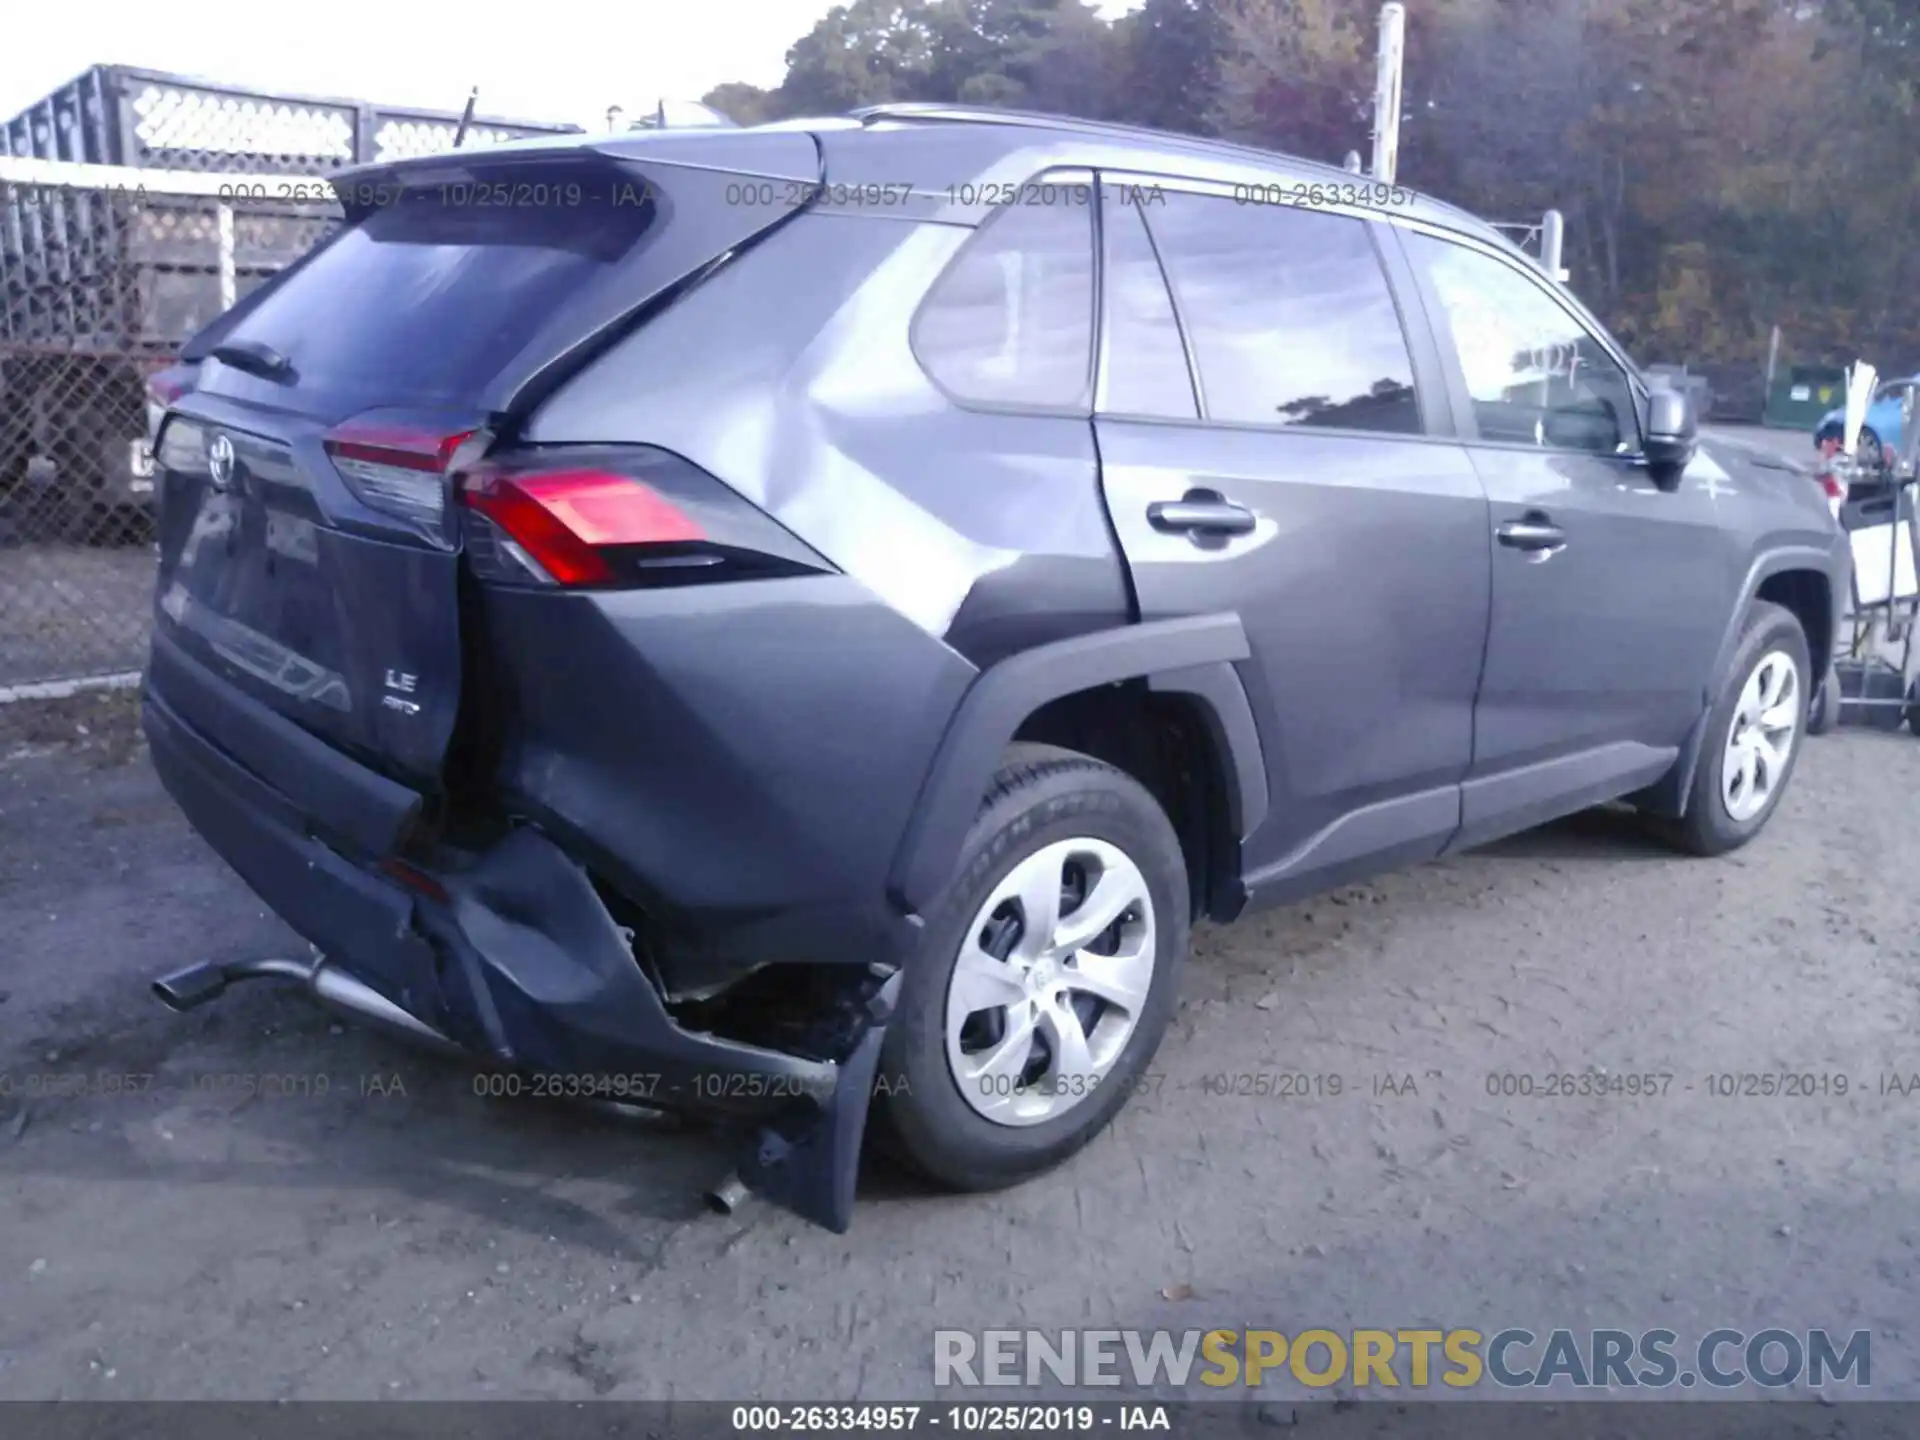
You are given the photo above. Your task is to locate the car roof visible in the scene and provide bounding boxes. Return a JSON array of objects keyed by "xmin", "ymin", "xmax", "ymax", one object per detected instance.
[
  {"xmin": 341, "ymin": 102, "xmax": 1525, "ymax": 259},
  {"xmin": 830, "ymin": 104, "xmax": 1517, "ymax": 246}
]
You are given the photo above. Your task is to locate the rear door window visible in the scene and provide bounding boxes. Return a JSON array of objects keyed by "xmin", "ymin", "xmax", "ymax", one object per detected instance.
[
  {"xmin": 215, "ymin": 158, "xmax": 654, "ymax": 413},
  {"xmin": 912, "ymin": 184, "xmax": 1096, "ymax": 412},
  {"xmin": 1142, "ymin": 191, "xmax": 1422, "ymax": 435}
]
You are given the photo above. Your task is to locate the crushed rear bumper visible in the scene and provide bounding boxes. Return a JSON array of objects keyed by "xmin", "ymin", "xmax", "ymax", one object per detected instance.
[{"xmin": 141, "ymin": 648, "xmax": 897, "ymax": 1231}]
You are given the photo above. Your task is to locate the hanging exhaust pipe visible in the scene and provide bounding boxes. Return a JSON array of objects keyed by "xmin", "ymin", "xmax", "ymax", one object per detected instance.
[
  {"xmin": 152, "ymin": 950, "xmax": 462, "ymax": 1058},
  {"xmin": 705, "ymin": 1172, "xmax": 752, "ymax": 1216},
  {"xmin": 310, "ymin": 962, "xmax": 464, "ymax": 1057}
]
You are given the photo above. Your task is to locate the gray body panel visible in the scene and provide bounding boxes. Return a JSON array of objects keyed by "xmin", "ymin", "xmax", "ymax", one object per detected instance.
[
  {"xmin": 1095, "ymin": 420, "xmax": 1491, "ymax": 896},
  {"xmin": 525, "ymin": 210, "xmax": 1132, "ymax": 664},
  {"xmin": 526, "ymin": 111, "xmax": 1849, "ymax": 928}
]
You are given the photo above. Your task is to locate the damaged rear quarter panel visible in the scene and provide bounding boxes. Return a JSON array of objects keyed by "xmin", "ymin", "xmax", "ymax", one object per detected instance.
[
  {"xmin": 522, "ymin": 208, "xmax": 1131, "ymax": 667},
  {"xmin": 508, "ymin": 173, "xmax": 1139, "ymax": 988},
  {"xmin": 469, "ymin": 574, "xmax": 975, "ymax": 991}
]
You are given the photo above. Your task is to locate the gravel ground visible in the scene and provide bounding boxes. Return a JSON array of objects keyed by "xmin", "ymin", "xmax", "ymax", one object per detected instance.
[
  {"xmin": 1703, "ymin": 423, "xmax": 1815, "ymax": 462},
  {"xmin": 1, "ymin": 703, "xmax": 1918, "ymax": 1406}
]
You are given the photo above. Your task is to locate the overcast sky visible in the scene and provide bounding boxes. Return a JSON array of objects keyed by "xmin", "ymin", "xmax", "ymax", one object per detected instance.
[{"xmin": 3, "ymin": 0, "xmax": 1146, "ymax": 133}]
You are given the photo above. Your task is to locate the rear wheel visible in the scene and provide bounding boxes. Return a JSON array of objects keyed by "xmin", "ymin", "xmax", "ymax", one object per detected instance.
[
  {"xmin": 1660, "ymin": 601, "xmax": 1809, "ymax": 856},
  {"xmin": 875, "ymin": 744, "xmax": 1188, "ymax": 1191}
]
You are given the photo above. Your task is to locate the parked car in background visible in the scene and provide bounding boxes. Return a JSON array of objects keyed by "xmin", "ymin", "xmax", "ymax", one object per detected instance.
[
  {"xmin": 142, "ymin": 106, "xmax": 1850, "ymax": 1233},
  {"xmin": 1815, "ymin": 373, "xmax": 1918, "ymax": 468}
]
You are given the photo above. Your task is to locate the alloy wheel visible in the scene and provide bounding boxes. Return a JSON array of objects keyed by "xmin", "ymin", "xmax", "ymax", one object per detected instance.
[
  {"xmin": 1722, "ymin": 649, "xmax": 1801, "ymax": 823},
  {"xmin": 944, "ymin": 837, "xmax": 1158, "ymax": 1127}
]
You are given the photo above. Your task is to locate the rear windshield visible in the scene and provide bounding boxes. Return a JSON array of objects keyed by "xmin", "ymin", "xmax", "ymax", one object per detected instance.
[{"xmin": 216, "ymin": 157, "xmax": 653, "ymax": 411}]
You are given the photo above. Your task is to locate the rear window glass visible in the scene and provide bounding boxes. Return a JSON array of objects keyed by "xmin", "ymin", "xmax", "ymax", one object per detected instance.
[
  {"xmin": 912, "ymin": 189, "xmax": 1095, "ymax": 412},
  {"xmin": 218, "ymin": 159, "xmax": 653, "ymax": 410}
]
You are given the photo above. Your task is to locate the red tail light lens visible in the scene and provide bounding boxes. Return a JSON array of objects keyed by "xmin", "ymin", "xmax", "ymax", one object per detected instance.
[
  {"xmin": 461, "ymin": 469, "xmax": 706, "ymax": 586},
  {"xmin": 324, "ymin": 423, "xmax": 474, "ymax": 472},
  {"xmin": 145, "ymin": 364, "xmax": 195, "ymax": 444},
  {"xmin": 323, "ymin": 419, "xmax": 476, "ymax": 526},
  {"xmin": 147, "ymin": 373, "xmax": 191, "ymax": 407}
]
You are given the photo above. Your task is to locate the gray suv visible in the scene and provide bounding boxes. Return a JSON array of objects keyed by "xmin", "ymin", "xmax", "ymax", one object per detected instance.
[{"xmin": 142, "ymin": 104, "xmax": 1849, "ymax": 1230}]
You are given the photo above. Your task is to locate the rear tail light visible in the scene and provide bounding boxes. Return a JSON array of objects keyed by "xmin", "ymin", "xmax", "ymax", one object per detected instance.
[
  {"xmin": 323, "ymin": 418, "xmax": 478, "ymax": 527},
  {"xmin": 155, "ymin": 415, "xmax": 211, "ymax": 476},
  {"xmin": 380, "ymin": 857, "xmax": 449, "ymax": 902},
  {"xmin": 458, "ymin": 447, "xmax": 832, "ymax": 590},
  {"xmin": 147, "ymin": 372, "xmax": 191, "ymax": 407},
  {"xmin": 462, "ymin": 469, "xmax": 704, "ymax": 586},
  {"xmin": 145, "ymin": 364, "xmax": 195, "ymax": 448}
]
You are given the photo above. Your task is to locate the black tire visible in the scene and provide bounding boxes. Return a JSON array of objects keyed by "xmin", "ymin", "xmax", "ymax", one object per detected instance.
[
  {"xmin": 1906, "ymin": 681, "xmax": 1920, "ymax": 738},
  {"xmin": 1661, "ymin": 600, "xmax": 1811, "ymax": 856},
  {"xmin": 1807, "ymin": 669, "xmax": 1838, "ymax": 736},
  {"xmin": 874, "ymin": 743, "xmax": 1189, "ymax": 1191}
]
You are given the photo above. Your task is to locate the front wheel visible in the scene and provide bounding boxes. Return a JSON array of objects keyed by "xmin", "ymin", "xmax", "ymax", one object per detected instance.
[
  {"xmin": 875, "ymin": 744, "xmax": 1189, "ymax": 1191},
  {"xmin": 1661, "ymin": 601, "xmax": 1810, "ymax": 856}
]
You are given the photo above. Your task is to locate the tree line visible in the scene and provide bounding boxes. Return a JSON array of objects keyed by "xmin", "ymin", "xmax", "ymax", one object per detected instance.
[{"xmin": 703, "ymin": 0, "xmax": 1920, "ymax": 389}]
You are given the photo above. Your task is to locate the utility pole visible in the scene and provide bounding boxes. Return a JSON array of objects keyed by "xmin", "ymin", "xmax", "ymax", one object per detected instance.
[
  {"xmin": 1371, "ymin": 2, "xmax": 1406, "ymax": 183},
  {"xmin": 453, "ymin": 86, "xmax": 479, "ymax": 148},
  {"xmin": 1541, "ymin": 208, "xmax": 1568, "ymax": 283}
]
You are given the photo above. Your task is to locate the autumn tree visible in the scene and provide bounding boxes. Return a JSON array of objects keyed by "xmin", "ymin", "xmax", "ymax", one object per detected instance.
[
  {"xmin": 695, "ymin": 0, "xmax": 1920, "ymax": 382},
  {"xmin": 1113, "ymin": 0, "xmax": 1232, "ymax": 136}
]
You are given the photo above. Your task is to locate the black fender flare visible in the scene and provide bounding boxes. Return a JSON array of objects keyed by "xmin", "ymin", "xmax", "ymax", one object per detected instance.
[
  {"xmin": 1642, "ymin": 543, "xmax": 1843, "ymax": 816},
  {"xmin": 886, "ymin": 614, "xmax": 1265, "ymax": 914}
]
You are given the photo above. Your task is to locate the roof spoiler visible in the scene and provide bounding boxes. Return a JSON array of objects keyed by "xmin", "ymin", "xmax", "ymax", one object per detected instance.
[{"xmin": 626, "ymin": 99, "xmax": 741, "ymax": 130}]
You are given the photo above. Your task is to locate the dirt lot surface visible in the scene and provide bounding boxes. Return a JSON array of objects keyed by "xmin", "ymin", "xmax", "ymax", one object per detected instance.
[
  {"xmin": 1704, "ymin": 423, "xmax": 1816, "ymax": 463},
  {"xmin": 2, "ymin": 694, "xmax": 1918, "ymax": 1406}
]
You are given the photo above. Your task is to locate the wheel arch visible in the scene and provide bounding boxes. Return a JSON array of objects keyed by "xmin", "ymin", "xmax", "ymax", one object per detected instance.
[
  {"xmin": 1636, "ymin": 551, "xmax": 1834, "ymax": 818},
  {"xmin": 1753, "ymin": 566, "xmax": 1834, "ymax": 690},
  {"xmin": 887, "ymin": 615, "xmax": 1266, "ymax": 920}
]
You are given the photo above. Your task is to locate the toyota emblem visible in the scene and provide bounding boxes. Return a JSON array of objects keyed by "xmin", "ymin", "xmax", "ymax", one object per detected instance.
[{"xmin": 208, "ymin": 433, "xmax": 236, "ymax": 491}]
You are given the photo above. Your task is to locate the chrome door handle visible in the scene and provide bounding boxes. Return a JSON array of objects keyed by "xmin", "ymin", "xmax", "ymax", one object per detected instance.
[
  {"xmin": 1148, "ymin": 497, "xmax": 1257, "ymax": 537},
  {"xmin": 1497, "ymin": 520, "xmax": 1568, "ymax": 553}
]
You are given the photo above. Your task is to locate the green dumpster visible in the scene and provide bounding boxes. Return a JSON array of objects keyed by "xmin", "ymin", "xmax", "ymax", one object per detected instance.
[{"xmin": 1763, "ymin": 364, "xmax": 1848, "ymax": 430}]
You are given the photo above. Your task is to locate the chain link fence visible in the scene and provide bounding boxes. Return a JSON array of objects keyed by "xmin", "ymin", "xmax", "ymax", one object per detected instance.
[
  {"xmin": 2, "ymin": 68, "xmax": 577, "ymax": 719},
  {"xmin": 0, "ymin": 340, "xmax": 163, "ymax": 695},
  {"xmin": 1, "ymin": 179, "xmax": 341, "ymax": 702}
]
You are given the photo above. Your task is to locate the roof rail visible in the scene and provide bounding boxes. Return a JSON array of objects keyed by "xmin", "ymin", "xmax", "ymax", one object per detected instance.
[{"xmin": 850, "ymin": 102, "xmax": 1360, "ymax": 184}]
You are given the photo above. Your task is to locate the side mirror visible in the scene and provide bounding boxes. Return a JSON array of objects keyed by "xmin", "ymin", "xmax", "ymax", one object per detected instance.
[{"xmin": 1644, "ymin": 386, "xmax": 1698, "ymax": 491}]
